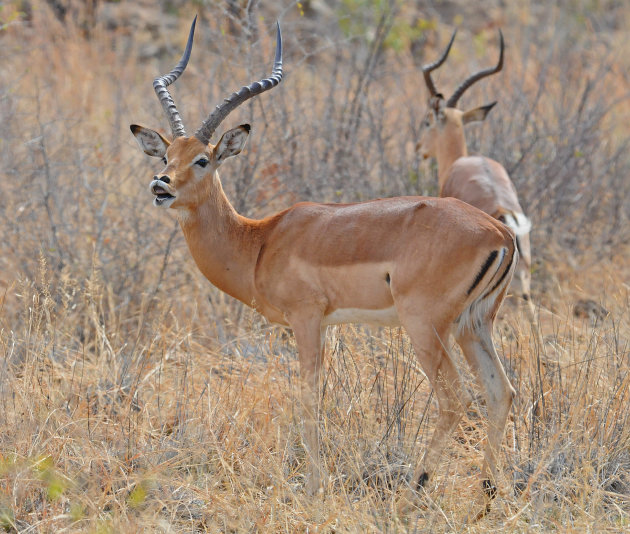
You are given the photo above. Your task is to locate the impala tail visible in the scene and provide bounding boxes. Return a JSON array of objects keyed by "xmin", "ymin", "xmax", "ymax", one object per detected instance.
[
  {"xmin": 498, "ymin": 210, "xmax": 532, "ymax": 237},
  {"xmin": 456, "ymin": 239, "xmax": 518, "ymax": 337}
]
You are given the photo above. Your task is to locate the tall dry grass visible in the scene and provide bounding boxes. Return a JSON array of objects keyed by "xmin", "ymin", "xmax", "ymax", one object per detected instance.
[{"xmin": 0, "ymin": 0, "xmax": 629, "ymax": 532}]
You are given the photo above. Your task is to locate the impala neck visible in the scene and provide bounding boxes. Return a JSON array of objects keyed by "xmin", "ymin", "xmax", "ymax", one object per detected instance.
[
  {"xmin": 177, "ymin": 173, "xmax": 261, "ymax": 307},
  {"xmin": 436, "ymin": 129, "xmax": 468, "ymax": 192}
]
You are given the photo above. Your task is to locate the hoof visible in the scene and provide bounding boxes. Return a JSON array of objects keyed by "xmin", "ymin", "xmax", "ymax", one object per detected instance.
[
  {"xmin": 416, "ymin": 472, "xmax": 429, "ymax": 492},
  {"xmin": 482, "ymin": 478, "xmax": 497, "ymax": 500},
  {"xmin": 396, "ymin": 473, "xmax": 430, "ymax": 516},
  {"xmin": 468, "ymin": 479, "xmax": 497, "ymax": 521},
  {"xmin": 472, "ymin": 503, "xmax": 492, "ymax": 522}
]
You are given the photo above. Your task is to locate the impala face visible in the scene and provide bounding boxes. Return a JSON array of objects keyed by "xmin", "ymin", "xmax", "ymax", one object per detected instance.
[
  {"xmin": 416, "ymin": 102, "xmax": 495, "ymax": 161},
  {"xmin": 417, "ymin": 110, "xmax": 439, "ymax": 160},
  {"xmin": 131, "ymin": 125, "xmax": 250, "ymax": 210},
  {"xmin": 417, "ymin": 106, "xmax": 455, "ymax": 160}
]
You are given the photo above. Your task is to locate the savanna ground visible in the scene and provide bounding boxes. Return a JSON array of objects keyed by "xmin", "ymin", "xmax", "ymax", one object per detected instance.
[{"xmin": 0, "ymin": 0, "xmax": 629, "ymax": 532}]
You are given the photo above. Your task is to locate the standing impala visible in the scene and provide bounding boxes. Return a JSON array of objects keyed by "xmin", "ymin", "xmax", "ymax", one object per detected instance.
[
  {"xmin": 131, "ymin": 18, "xmax": 517, "ymax": 517},
  {"xmin": 416, "ymin": 30, "xmax": 536, "ymax": 323}
]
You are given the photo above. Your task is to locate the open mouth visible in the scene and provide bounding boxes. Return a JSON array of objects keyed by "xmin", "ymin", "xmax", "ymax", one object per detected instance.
[{"xmin": 150, "ymin": 180, "xmax": 175, "ymax": 207}]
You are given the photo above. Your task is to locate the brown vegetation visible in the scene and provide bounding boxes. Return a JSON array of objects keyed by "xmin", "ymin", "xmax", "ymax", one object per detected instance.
[{"xmin": 0, "ymin": 0, "xmax": 629, "ymax": 531}]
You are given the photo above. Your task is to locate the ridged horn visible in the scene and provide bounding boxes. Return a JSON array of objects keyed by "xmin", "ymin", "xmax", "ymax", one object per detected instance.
[
  {"xmin": 153, "ymin": 16, "xmax": 197, "ymax": 138},
  {"xmin": 421, "ymin": 29, "xmax": 457, "ymax": 98},
  {"xmin": 446, "ymin": 29, "xmax": 504, "ymax": 108},
  {"xmin": 194, "ymin": 22, "xmax": 283, "ymax": 145}
]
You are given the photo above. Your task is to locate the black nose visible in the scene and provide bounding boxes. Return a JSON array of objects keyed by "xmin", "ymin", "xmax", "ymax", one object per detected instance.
[{"xmin": 154, "ymin": 175, "xmax": 171, "ymax": 184}]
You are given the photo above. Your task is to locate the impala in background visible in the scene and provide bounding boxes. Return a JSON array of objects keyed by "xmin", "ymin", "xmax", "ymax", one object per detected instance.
[
  {"xmin": 416, "ymin": 29, "xmax": 537, "ymax": 325},
  {"xmin": 131, "ymin": 18, "xmax": 517, "ymax": 517}
]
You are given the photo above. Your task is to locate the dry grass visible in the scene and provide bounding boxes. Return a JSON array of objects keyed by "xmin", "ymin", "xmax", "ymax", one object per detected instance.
[{"xmin": 1, "ymin": 1, "xmax": 629, "ymax": 532}]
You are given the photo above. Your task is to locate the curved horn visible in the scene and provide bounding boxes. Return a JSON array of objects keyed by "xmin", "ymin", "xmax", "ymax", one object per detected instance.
[
  {"xmin": 421, "ymin": 29, "xmax": 457, "ymax": 98},
  {"xmin": 194, "ymin": 22, "xmax": 283, "ymax": 145},
  {"xmin": 153, "ymin": 16, "xmax": 197, "ymax": 138},
  {"xmin": 446, "ymin": 29, "xmax": 504, "ymax": 108}
]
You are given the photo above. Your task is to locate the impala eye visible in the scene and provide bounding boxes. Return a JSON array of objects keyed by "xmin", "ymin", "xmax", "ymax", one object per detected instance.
[
  {"xmin": 195, "ymin": 158, "xmax": 209, "ymax": 168},
  {"xmin": 162, "ymin": 157, "xmax": 167, "ymax": 165}
]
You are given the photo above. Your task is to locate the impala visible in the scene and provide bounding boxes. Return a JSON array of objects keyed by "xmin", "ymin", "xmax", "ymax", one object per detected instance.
[
  {"xmin": 131, "ymin": 18, "xmax": 517, "ymax": 516},
  {"xmin": 416, "ymin": 29, "xmax": 536, "ymax": 323}
]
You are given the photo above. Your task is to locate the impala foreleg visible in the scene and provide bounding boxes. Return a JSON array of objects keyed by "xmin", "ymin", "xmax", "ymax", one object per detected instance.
[{"xmin": 290, "ymin": 315, "xmax": 327, "ymax": 495}]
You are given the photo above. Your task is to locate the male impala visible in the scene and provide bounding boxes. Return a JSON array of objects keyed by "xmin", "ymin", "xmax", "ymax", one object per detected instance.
[
  {"xmin": 416, "ymin": 30, "xmax": 536, "ymax": 323},
  {"xmin": 131, "ymin": 18, "xmax": 517, "ymax": 516}
]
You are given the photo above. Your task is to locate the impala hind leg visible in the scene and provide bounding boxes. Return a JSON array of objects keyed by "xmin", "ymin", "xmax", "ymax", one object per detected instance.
[
  {"xmin": 514, "ymin": 234, "xmax": 538, "ymax": 328},
  {"xmin": 399, "ymin": 323, "xmax": 472, "ymax": 508},
  {"xmin": 290, "ymin": 317, "xmax": 326, "ymax": 495},
  {"xmin": 456, "ymin": 324, "xmax": 515, "ymax": 513},
  {"xmin": 514, "ymin": 261, "xmax": 537, "ymax": 325}
]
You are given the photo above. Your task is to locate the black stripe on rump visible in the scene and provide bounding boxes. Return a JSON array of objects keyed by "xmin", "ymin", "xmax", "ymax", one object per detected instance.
[
  {"xmin": 486, "ymin": 247, "xmax": 514, "ymax": 297},
  {"xmin": 467, "ymin": 250, "xmax": 498, "ymax": 296}
]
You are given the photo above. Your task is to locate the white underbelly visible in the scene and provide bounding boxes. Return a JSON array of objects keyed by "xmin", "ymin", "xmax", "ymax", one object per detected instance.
[{"xmin": 322, "ymin": 306, "xmax": 400, "ymax": 327}]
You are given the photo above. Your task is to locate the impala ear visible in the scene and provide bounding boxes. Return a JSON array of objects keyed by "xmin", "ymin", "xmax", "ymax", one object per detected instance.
[
  {"xmin": 214, "ymin": 124, "xmax": 251, "ymax": 164},
  {"xmin": 428, "ymin": 96, "xmax": 447, "ymax": 125},
  {"xmin": 429, "ymin": 94, "xmax": 445, "ymax": 112},
  {"xmin": 462, "ymin": 102, "xmax": 497, "ymax": 124},
  {"xmin": 130, "ymin": 124, "xmax": 170, "ymax": 157}
]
